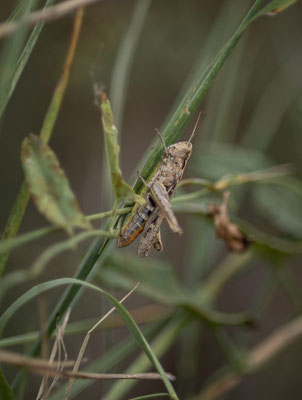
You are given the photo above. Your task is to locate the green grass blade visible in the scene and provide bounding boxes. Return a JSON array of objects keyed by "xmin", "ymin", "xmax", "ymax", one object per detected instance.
[
  {"xmin": 21, "ymin": 0, "xmax": 264, "ymax": 360},
  {"xmin": 3, "ymin": 0, "xmax": 57, "ymax": 121},
  {"xmin": 0, "ymin": 368, "xmax": 15, "ymax": 400},
  {"xmin": 0, "ymin": 182, "xmax": 30, "ymax": 277},
  {"xmin": 100, "ymin": 0, "xmax": 151, "ymax": 209},
  {"xmin": 110, "ymin": 0, "xmax": 151, "ymax": 130},
  {"xmin": 48, "ymin": 319, "xmax": 168, "ymax": 400},
  {"xmin": 241, "ymin": 54, "xmax": 302, "ymax": 150},
  {"xmin": 134, "ymin": 0, "xmax": 298, "ymax": 187},
  {"xmin": 181, "ymin": 1, "xmax": 249, "ymax": 287},
  {"xmin": 20, "ymin": 0, "xmax": 285, "ymax": 389},
  {"xmin": 0, "ymin": 7, "xmax": 83, "ymax": 277},
  {"xmin": 253, "ymin": 0, "xmax": 298, "ymax": 17},
  {"xmin": 0, "ymin": 230, "xmax": 117, "ymax": 300},
  {"xmin": 0, "ymin": 226, "xmax": 56, "ymax": 257},
  {"xmin": 99, "ymin": 92, "xmax": 145, "ymax": 204},
  {"xmin": 0, "ymin": 278, "xmax": 177, "ymax": 398},
  {"xmin": 0, "ymin": 0, "xmax": 38, "ymax": 119},
  {"xmin": 103, "ymin": 314, "xmax": 188, "ymax": 400},
  {"xmin": 133, "ymin": 0, "xmax": 265, "ymax": 192},
  {"xmin": 0, "ymin": 313, "xmax": 164, "ymax": 349},
  {"xmin": 129, "ymin": 394, "xmax": 170, "ymax": 400},
  {"xmin": 7, "ymin": 0, "xmax": 31, "ymax": 22},
  {"xmin": 24, "ymin": 237, "xmax": 112, "ymax": 358},
  {"xmin": 207, "ymin": 34, "xmax": 248, "ymax": 146}
]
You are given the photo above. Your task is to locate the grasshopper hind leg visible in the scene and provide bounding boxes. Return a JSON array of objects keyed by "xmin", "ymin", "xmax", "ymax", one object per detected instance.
[
  {"xmin": 154, "ymin": 228, "xmax": 163, "ymax": 252},
  {"xmin": 137, "ymin": 211, "xmax": 164, "ymax": 257}
]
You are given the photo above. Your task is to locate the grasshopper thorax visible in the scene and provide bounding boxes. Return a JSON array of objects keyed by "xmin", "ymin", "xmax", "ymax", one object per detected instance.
[{"xmin": 165, "ymin": 141, "xmax": 193, "ymax": 161}]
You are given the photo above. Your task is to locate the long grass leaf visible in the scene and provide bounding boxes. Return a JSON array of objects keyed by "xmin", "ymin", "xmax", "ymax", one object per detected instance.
[
  {"xmin": 0, "ymin": 278, "xmax": 177, "ymax": 398},
  {"xmin": 129, "ymin": 394, "xmax": 170, "ymax": 400},
  {"xmin": 48, "ymin": 319, "xmax": 168, "ymax": 400},
  {"xmin": 23, "ymin": 0, "xmax": 284, "ymax": 385},
  {"xmin": 0, "ymin": 368, "xmax": 15, "ymax": 400},
  {"xmin": 0, "ymin": 0, "xmax": 57, "ymax": 121},
  {"xmin": 103, "ymin": 314, "xmax": 188, "ymax": 400},
  {"xmin": 0, "ymin": 0, "xmax": 38, "ymax": 119},
  {"xmin": 0, "ymin": 7, "xmax": 84, "ymax": 277},
  {"xmin": 110, "ymin": 0, "xmax": 151, "ymax": 130},
  {"xmin": 133, "ymin": 0, "xmax": 265, "ymax": 192}
]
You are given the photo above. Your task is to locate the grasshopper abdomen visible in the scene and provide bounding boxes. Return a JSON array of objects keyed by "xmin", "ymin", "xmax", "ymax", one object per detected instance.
[{"xmin": 117, "ymin": 197, "xmax": 155, "ymax": 247}]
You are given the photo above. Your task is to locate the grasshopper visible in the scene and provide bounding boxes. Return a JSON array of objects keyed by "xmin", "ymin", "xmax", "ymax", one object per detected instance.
[{"xmin": 117, "ymin": 113, "xmax": 203, "ymax": 257}]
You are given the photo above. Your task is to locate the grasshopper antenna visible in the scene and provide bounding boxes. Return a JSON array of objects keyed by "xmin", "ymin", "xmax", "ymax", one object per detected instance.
[
  {"xmin": 188, "ymin": 111, "xmax": 206, "ymax": 143},
  {"xmin": 155, "ymin": 128, "xmax": 168, "ymax": 152}
]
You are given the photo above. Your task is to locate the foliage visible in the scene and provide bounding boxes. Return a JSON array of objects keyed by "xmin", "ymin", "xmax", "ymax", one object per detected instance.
[{"xmin": 0, "ymin": 1, "xmax": 301, "ymax": 399}]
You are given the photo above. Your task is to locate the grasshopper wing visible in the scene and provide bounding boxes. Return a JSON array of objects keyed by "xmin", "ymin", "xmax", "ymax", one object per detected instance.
[{"xmin": 150, "ymin": 181, "xmax": 183, "ymax": 235}]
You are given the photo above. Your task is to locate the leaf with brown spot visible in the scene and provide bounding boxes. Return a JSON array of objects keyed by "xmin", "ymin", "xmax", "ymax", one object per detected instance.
[
  {"xmin": 98, "ymin": 90, "xmax": 145, "ymax": 205},
  {"xmin": 209, "ymin": 192, "xmax": 251, "ymax": 251},
  {"xmin": 21, "ymin": 134, "xmax": 91, "ymax": 234}
]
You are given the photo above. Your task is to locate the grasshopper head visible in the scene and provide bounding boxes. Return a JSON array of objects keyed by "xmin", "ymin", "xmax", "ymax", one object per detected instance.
[{"xmin": 166, "ymin": 141, "xmax": 193, "ymax": 161}]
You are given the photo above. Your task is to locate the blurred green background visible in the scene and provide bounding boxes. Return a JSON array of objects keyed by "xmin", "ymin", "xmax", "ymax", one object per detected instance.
[{"xmin": 1, "ymin": 0, "xmax": 302, "ymax": 399}]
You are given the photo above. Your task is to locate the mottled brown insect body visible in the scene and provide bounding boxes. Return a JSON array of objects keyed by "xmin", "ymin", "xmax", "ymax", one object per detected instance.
[
  {"xmin": 116, "ymin": 196, "xmax": 155, "ymax": 247},
  {"xmin": 117, "ymin": 112, "xmax": 203, "ymax": 256},
  {"xmin": 117, "ymin": 141, "xmax": 192, "ymax": 253}
]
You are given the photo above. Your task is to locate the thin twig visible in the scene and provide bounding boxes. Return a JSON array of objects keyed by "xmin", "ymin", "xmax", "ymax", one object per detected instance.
[
  {"xmin": 40, "ymin": 5, "xmax": 84, "ymax": 142},
  {"xmin": 0, "ymin": 349, "xmax": 174, "ymax": 381},
  {"xmin": 36, "ymin": 296, "xmax": 50, "ymax": 399},
  {"xmin": 58, "ymin": 371, "xmax": 176, "ymax": 381},
  {"xmin": 0, "ymin": 0, "xmax": 103, "ymax": 40},
  {"xmin": 0, "ymin": 207, "xmax": 131, "ymax": 258},
  {"xmin": 0, "ymin": 349, "xmax": 74, "ymax": 370},
  {"xmin": 0, "ymin": 304, "xmax": 172, "ymax": 348}
]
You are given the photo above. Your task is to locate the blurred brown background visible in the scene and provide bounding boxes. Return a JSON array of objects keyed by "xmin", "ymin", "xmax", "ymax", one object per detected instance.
[{"xmin": 1, "ymin": 0, "xmax": 302, "ymax": 399}]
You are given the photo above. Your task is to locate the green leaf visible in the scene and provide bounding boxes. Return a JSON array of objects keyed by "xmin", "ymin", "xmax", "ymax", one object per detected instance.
[
  {"xmin": 192, "ymin": 143, "xmax": 272, "ymax": 181},
  {"xmin": 255, "ymin": 0, "xmax": 298, "ymax": 16},
  {"xmin": 101, "ymin": 252, "xmax": 185, "ymax": 305},
  {"xmin": 99, "ymin": 91, "xmax": 145, "ymax": 205},
  {"xmin": 0, "ymin": 5, "xmax": 82, "ymax": 277},
  {"xmin": 23, "ymin": 0, "xmax": 271, "ymax": 383},
  {"xmin": 0, "ymin": 369, "xmax": 14, "ymax": 400},
  {"xmin": 252, "ymin": 181, "xmax": 302, "ymax": 237},
  {"xmin": 21, "ymin": 134, "xmax": 91, "ymax": 234},
  {"xmin": 99, "ymin": 252, "xmax": 252, "ymax": 327},
  {"xmin": 0, "ymin": 278, "xmax": 177, "ymax": 399},
  {"xmin": 133, "ymin": 0, "xmax": 265, "ymax": 193},
  {"xmin": 103, "ymin": 315, "xmax": 186, "ymax": 400}
]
